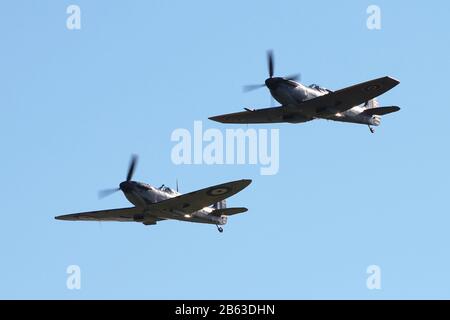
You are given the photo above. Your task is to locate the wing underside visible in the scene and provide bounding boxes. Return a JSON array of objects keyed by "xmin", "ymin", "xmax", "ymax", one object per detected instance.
[
  {"xmin": 55, "ymin": 207, "xmax": 163, "ymax": 225},
  {"xmin": 209, "ymin": 106, "xmax": 312, "ymax": 124}
]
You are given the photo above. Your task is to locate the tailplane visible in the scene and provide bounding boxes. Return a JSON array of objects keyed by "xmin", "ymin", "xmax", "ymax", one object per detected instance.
[
  {"xmin": 212, "ymin": 200, "xmax": 248, "ymax": 216},
  {"xmin": 363, "ymin": 106, "xmax": 400, "ymax": 116},
  {"xmin": 212, "ymin": 207, "xmax": 248, "ymax": 216}
]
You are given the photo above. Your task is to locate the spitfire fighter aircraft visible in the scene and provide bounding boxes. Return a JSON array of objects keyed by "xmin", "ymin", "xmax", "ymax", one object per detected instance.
[
  {"xmin": 55, "ymin": 156, "xmax": 251, "ymax": 233},
  {"xmin": 209, "ymin": 51, "xmax": 400, "ymax": 133}
]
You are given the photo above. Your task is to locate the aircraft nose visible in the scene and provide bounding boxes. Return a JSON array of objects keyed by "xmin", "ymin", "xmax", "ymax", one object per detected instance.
[
  {"xmin": 265, "ymin": 78, "xmax": 279, "ymax": 90},
  {"xmin": 119, "ymin": 181, "xmax": 133, "ymax": 192}
]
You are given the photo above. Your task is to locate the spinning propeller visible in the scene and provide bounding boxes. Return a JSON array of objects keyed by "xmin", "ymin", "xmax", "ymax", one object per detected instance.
[
  {"xmin": 98, "ymin": 155, "xmax": 138, "ymax": 199},
  {"xmin": 243, "ymin": 50, "xmax": 301, "ymax": 93}
]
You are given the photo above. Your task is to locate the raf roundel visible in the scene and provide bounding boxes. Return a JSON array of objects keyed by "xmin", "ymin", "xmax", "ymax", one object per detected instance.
[
  {"xmin": 207, "ymin": 186, "xmax": 231, "ymax": 196},
  {"xmin": 364, "ymin": 84, "xmax": 381, "ymax": 92}
]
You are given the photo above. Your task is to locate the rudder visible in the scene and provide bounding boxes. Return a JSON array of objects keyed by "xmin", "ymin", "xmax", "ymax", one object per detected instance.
[{"xmin": 213, "ymin": 199, "xmax": 227, "ymax": 210}]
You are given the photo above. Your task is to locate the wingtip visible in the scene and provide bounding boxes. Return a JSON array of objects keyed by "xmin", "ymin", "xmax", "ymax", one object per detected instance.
[
  {"xmin": 55, "ymin": 214, "xmax": 73, "ymax": 221},
  {"xmin": 209, "ymin": 113, "xmax": 247, "ymax": 124},
  {"xmin": 386, "ymin": 76, "xmax": 400, "ymax": 85},
  {"xmin": 208, "ymin": 115, "xmax": 225, "ymax": 123},
  {"xmin": 229, "ymin": 179, "xmax": 252, "ymax": 189}
]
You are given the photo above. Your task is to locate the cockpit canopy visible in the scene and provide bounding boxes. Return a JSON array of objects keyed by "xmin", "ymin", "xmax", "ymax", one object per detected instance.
[
  {"xmin": 308, "ymin": 84, "xmax": 329, "ymax": 93},
  {"xmin": 159, "ymin": 185, "xmax": 176, "ymax": 194},
  {"xmin": 164, "ymin": 187, "xmax": 176, "ymax": 194}
]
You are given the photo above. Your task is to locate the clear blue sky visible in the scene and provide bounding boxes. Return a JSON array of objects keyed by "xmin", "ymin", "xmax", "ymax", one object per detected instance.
[{"xmin": 1, "ymin": 0, "xmax": 449, "ymax": 299}]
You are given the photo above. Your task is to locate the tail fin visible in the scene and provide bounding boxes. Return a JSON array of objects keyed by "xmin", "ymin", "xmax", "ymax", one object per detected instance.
[
  {"xmin": 213, "ymin": 199, "xmax": 227, "ymax": 210},
  {"xmin": 364, "ymin": 98, "xmax": 380, "ymax": 109}
]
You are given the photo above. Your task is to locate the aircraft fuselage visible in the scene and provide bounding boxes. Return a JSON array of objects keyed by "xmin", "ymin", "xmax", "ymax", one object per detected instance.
[
  {"xmin": 267, "ymin": 78, "xmax": 380, "ymax": 126},
  {"xmin": 120, "ymin": 181, "xmax": 227, "ymax": 225}
]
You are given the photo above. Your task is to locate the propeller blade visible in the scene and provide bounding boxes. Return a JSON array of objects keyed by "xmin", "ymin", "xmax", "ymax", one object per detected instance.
[
  {"xmin": 243, "ymin": 84, "xmax": 266, "ymax": 92},
  {"xmin": 267, "ymin": 50, "xmax": 274, "ymax": 78},
  {"xmin": 284, "ymin": 73, "xmax": 301, "ymax": 82},
  {"xmin": 176, "ymin": 179, "xmax": 179, "ymax": 192},
  {"xmin": 98, "ymin": 188, "xmax": 120, "ymax": 199},
  {"xmin": 126, "ymin": 154, "xmax": 138, "ymax": 182}
]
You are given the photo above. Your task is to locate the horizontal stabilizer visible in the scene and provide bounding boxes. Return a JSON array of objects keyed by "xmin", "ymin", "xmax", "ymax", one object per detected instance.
[
  {"xmin": 363, "ymin": 106, "xmax": 400, "ymax": 116},
  {"xmin": 212, "ymin": 207, "xmax": 248, "ymax": 216}
]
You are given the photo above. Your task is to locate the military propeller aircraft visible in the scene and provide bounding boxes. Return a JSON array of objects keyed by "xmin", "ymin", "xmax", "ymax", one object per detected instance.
[
  {"xmin": 55, "ymin": 155, "xmax": 251, "ymax": 233},
  {"xmin": 209, "ymin": 51, "xmax": 400, "ymax": 133}
]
